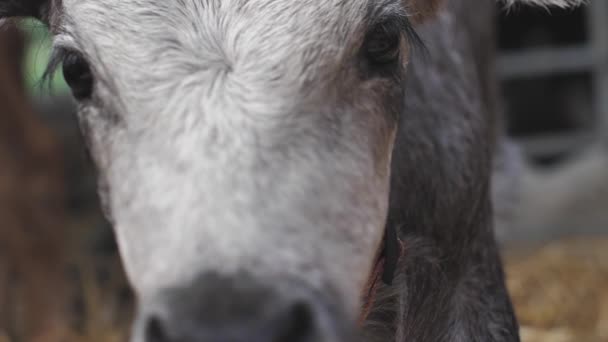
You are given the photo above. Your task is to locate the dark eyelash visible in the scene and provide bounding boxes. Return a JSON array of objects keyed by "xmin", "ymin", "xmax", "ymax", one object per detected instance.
[
  {"xmin": 399, "ymin": 16, "xmax": 427, "ymax": 56},
  {"xmin": 40, "ymin": 46, "xmax": 67, "ymax": 89},
  {"xmin": 368, "ymin": 4, "xmax": 428, "ymax": 57}
]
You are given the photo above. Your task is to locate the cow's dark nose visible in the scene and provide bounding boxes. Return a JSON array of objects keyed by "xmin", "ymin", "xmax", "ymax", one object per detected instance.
[
  {"xmin": 139, "ymin": 273, "xmax": 342, "ymax": 342},
  {"xmin": 144, "ymin": 300, "xmax": 315, "ymax": 342}
]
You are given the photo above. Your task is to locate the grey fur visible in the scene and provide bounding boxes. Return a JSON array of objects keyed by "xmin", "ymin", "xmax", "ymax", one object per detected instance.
[{"xmin": 0, "ymin": 0, "xmax": 586, "ymax": 341}]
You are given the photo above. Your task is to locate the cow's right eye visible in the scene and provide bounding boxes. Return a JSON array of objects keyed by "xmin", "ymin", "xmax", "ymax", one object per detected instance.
[
  {"xmin": 62, "ymin": 51, "xmax": 94, "ymax": 101},
  {"xmin": 364, "ymin": 23, "xmax": 402, "ymax": 66}
]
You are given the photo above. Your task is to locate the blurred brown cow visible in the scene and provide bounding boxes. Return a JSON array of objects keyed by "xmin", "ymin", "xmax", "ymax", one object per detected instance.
[{"xmin": 0, "ymin": 24, "xmax": 69, "ymax": 341}]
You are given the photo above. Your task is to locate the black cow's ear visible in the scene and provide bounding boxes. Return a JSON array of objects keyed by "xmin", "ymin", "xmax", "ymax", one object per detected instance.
[
  {"xmin": 503, "ymin": 0, "xmax": 586, "ymax": 8},
  {"xmin": 0, "ymin": 0, "xmax": 46, "ymax": 19}
]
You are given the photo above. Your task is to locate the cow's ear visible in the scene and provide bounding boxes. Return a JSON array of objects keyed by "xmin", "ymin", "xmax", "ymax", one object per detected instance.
[
  {"xmin": 404, "ymin": 0, "xmax": 445, "ymax": 25},
  {"xmin": 0, "ymin": 0, "xmax": 46, "ymax": 19},
  {"xmin": 503, "ymin": 0, "xmax": 586, "ymax": 8}
]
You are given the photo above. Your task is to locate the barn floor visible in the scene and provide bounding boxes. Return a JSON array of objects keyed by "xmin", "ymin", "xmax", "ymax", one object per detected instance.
[{"xmin": 506, "ymin": 237, "xmax": 608, "ymax": 342}]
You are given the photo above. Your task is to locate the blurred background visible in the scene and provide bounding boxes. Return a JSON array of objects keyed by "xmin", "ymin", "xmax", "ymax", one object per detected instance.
[{"xmin": 0, "ymin": 2, "xmax": 607, "ymax": 341}]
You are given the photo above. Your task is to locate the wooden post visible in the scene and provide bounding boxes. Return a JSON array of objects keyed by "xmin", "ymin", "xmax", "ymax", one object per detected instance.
[{"xmin": 588, "ymin": 0, "xmax": 608, "ymax": 149}]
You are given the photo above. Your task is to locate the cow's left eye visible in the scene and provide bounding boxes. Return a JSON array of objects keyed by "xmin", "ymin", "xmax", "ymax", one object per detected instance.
[
  {"xmin": 62, "ymin": 51, "xmax": 94, "ymax": 101},
  {"xmin": 364, "ymin": 23, "xmax": 402, "ymax": 66}
]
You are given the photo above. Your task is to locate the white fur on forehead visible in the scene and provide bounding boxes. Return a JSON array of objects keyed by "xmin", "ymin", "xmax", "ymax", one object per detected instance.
[{"xmin": 502, "ymin": 0, "xmax": 587, "ymax": 8}]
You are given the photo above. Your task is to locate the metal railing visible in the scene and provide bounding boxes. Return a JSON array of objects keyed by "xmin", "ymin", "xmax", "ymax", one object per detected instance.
[{"xmin": 497, "ymin": 1, "xmax": 608, "ymax": 158}]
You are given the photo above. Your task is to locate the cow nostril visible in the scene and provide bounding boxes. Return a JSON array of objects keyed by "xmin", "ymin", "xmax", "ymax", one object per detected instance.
[
  {"xmin": 274, "ymin": 301, "xmax": 315, "ymax": 342},
  {"xmin": 145, "ymin": 315, "xmax": 169, "ymax": 342}
]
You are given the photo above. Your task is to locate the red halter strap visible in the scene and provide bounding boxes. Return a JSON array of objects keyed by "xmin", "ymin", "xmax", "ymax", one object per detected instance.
[
  {"xmin": 358, "ymin": 227, "xmax": 402, "ymax": 325},
  {"xmin": 358, "ymin": 254, "xmax": 386, "ymax": 326}
]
